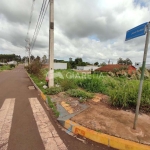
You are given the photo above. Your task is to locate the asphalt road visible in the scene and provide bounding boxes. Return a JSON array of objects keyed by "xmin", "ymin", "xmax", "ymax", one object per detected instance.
[{"xmin": 0, "ymin": 65, "xmax": 115, "ymax": 150}]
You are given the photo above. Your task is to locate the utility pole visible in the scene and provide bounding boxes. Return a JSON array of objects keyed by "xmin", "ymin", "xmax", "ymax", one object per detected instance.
[
  {"xmin": 133, "ymin": 22, "xmax": 150, "ymax": 129},
  {"xmin": 48, "ymin": 0, "xmax": 54, "ymax": 87},
  {"xmin": 25, "ymin": 38, "xmax": 31, "ymax": 65}
]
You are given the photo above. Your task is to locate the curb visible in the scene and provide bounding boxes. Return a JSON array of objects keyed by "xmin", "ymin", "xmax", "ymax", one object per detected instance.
[
  {"xmin": 64, "ymin": 120, "xmax": 150, "ymax": 150},
  {"xmin": 26, "ymin": 72, "xmax": 150, "ymax": 150},
  {"xmin": 26, "ymin": 72, "xmax": 47, "ymax": 101}
]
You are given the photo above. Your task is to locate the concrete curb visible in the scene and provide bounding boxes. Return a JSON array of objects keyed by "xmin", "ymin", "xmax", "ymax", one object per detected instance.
[
  {"xmin": 26, "ymin": 71, "xmax": 150, "ymax": 150},
  {"xmin": 26, "ymin": 72, "xmax": 47, "ymax": 101},
  {"xmin": 64, "ymin": 120, "xmax": 150, "ymax": 150}
]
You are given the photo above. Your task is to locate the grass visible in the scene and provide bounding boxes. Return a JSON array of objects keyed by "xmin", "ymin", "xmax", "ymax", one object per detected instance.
[
  {"xmin": 29, "ymin": 68, "xmax": 150, "ymax": 113},
  {"xmin": 47, "ymin": 96, "xmax": 59, "ymax": 117},
  {"xmin": 66, "ymin": 89, "xmax": 94, "ymax": 103},
  {"xmin": 0, "ymin": 65, "xmax": 12, "ymax": 71}
]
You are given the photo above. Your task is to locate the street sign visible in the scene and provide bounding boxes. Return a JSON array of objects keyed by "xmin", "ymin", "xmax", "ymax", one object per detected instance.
[{"xmin": 125, "ymin": 22, "xmax": 148, "ymax": 41}]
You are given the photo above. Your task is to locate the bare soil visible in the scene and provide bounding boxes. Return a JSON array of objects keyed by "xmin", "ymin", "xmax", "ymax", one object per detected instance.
[{"xmin": 51, "ymin": 92, "xmax": 150, "ymax": 145}]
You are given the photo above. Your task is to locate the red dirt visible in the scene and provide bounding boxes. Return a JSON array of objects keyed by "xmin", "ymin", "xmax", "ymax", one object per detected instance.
[
  {"xmin": 50, "ymin": 92, "xmax": 150, "ymax": 145},
  {"xmin": 71, "ymin": 95, "xmax": 150, "ymax": 145}
]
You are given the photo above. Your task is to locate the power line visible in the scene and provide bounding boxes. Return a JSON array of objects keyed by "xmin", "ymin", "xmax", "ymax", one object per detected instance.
[
  {"xmin": 30, "ymin": 0, "xmax": 49, "ymax": 52},
  {"xmin": 26, "ymin": 0, "xmax": 36, "ymax": 41}
]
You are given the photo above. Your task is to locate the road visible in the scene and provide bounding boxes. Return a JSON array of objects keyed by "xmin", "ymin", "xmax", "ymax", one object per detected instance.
[{"xmin": 0, "ymin": 65, "xmax": 115, "ymax": 150}]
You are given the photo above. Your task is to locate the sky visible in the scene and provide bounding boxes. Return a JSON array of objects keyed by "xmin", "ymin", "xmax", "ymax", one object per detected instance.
[{"xmin": 0, "ymin": 0, "xmax": 150, "ymax": 65}]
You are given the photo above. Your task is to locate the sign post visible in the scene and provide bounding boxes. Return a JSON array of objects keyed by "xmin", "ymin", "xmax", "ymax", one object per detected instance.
[{"xmin": 125, "ymin": 22, "xmax": 150, "ymax": 130}]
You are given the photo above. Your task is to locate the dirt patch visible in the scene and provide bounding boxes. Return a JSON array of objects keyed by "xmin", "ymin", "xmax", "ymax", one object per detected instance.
[
  {"xmin": 71, "ymin": 95, "xmax": 150, "ymax": 145},
  {"xmin": 50, "ymin": 92, "xmax": 150, "ymax": 145}
]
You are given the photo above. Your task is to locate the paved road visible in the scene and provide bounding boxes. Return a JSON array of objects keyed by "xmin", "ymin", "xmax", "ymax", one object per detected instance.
[{"xmin": 0, "ymin": 65, "xmax": 115, "ymax": 150}]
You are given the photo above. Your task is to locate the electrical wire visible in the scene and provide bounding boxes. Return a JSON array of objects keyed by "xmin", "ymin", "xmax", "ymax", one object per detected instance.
[
  {"xmin": 30, "ymin": 0, "xmax": 49, "ymax": 52},
  {"xmin": 26, "ymin": 0, "xmax": 35, "ymax": 41}
]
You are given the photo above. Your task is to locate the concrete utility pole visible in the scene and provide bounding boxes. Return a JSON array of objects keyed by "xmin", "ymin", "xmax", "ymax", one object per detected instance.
[
  {"xmin": 25, "ymin": 38, "xmax": 31, "ymax": 65},
  {"xmin": 133, "ymin": 22, "xmax": 150, "ymax": 129},
  {"xmin": 48, "ymin": 0, "xmax": 54, "ymax": 87}
]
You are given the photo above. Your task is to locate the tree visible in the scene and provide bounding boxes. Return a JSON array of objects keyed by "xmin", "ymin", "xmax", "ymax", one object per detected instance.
[
  {"xmin": 117, "ymin": 58, "xmax": 132, "ymax": 65},
  {"xmin": 30, "ymin": 55, "xmax": 35, "ymax": 61},
  {"xmin": 75, "ymin": 58, "xmax": 82, "ymax": 65},
  {"xmin": 94, "ymin": 62, "xmax": 99, "ymax": 65},
  {"xmin": 35, "ymin": 56, "xmax": 41, "ymax": 61},
  {"xmin": 100, "ymin": 62, "xmax": 106, "ymax": 66},
  {"xmin": 42, "ymin": 55, "xmax": 47, "ymax": 64},
  {"xmin": 117, "ymin": 58, "xmax": 124, "ymax": 64},
  {"xmin": 124, "ymin": 58, "xmax": 132, "ymax": 65}
]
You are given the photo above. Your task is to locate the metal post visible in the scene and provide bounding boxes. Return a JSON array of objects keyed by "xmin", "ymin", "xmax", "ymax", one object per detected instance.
[
  {"xmin": 133, "ymin": 22, "xmax": 150, "ymax": 129},
  {"xmin": 48, "ymin": 0, "xmax": 54, "ymax": 87}
]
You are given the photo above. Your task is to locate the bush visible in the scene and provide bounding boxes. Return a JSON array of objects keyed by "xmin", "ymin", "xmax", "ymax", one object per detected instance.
[
  {"xmin": 26, "ymin": 60, "xmax": 42, "ymax": 77},
  {"xmin": 9, "ymin": 64, "xmax": 15, "ymax": 68},
  {"xmin": 77, "ymin": 77, "xmax": 107, "ymax": 93},
  {"xmin": 66, "ymin": 89, "xmax": 94, "ymax": 100},
  {"xmin": 45, "ymin": 86, "xmax": 63, "ymax": 95},
  {"xmin": 0, "ymin": 64, "xmax": 3, "ymax": 66},
  {"xmin": 60, "ymin": 79, "xmax": 77, "ymax": 91}
]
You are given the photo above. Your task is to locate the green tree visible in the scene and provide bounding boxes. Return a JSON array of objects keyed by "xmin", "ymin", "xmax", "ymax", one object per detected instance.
[
  {"xmin": 117, "ymin": 58, "xmax": 124, "ymax": 64},
  {"xmin": 42, "ymin": 55, "xmax": 47, "ymax": 64},
  {"xmin": 94, "ymin": 62, "xmax": 99, "ymax": 65},
  {"xmin": 100, "ymin": 62, "xmax": 106, "ymax": 66}
]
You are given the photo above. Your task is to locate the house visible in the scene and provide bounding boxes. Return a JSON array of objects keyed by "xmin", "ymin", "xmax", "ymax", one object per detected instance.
[
  {"xmin": 43, "ymin": 62, "xmax": 67, "ymax": 70},
  {"xmin": 7, "ymin": 61, "xmax": 17, "ymax": 65},
  {"xmin": 77, "ymin": 65, "xmax": 99, "ymax": 71},
  {"xmin": 95, "ymin": 64, "xmax": 136, "ymax": 75}
]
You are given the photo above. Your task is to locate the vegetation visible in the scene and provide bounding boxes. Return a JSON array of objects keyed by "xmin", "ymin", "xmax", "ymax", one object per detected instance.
[
  {"xmin": 47, "ymin": 96, "xmax": 59, "ymax": 117},
  {"xmin": 0, "ymin": 64, "xmax": 15, "ymax": 71},
  {"xmin": 0, "ymin": 54, "xmax": 21, "ymax": 63},
  {"xmin": 67, "ymin": 89, "xmax": 94, "ymax": 103},
  {"xmin": 28, "ymin": 66, "xmax": 150, "ymax": 113},
  {"xmin": 45, "ymin": 87, "xmax": 63, "ymax": 95},
  {"xmin": 117, "ymin": 58, "xmax": 132, "ymax": 65}
]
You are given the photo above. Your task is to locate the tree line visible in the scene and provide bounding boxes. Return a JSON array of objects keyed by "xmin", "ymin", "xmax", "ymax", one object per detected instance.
[{"xmin": 0, "ymin": 54, "xmax": 21, "ymax": 63}]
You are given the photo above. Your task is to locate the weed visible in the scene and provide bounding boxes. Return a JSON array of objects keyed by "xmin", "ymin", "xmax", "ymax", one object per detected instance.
[
  {"xmin": 66, "ymin": 89, "xmax": 94, "ymax": 101},
  {"xmin": 45, "ymin": 87, "xmax": 63, "ymax": 95},
  {"xmin": 47, "ymin": 96, "xmax": 60, "ymax": 117}
]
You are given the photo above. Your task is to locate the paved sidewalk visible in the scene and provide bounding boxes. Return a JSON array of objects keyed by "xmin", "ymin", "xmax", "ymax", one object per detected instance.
[{"xmin": 29, "ymin": 98, "xmax": 67, "ymax": 150}]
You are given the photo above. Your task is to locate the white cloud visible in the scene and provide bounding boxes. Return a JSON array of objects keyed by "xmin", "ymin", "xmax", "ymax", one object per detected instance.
[{"xmin": 0, "ymin": 0, "xmax": 150, "ymax": 64}]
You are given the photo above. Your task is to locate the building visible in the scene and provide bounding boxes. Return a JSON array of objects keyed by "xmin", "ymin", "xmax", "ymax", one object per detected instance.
[
  {"xmin": 43, "ymin": 62, "xmax": 67, "ymax": 70},
  {"xmin": 54, "ymin": 63, "xmax": 67, "ymax": 70},
  {"xmin": 77, "ymin": 65, "xmax": 99, "ymax": 71},
  {"xmin": 7, "ymin": 61, "xmax": 17, "ymax": 65},
  {"xmin": 95, "ymin": 64, "xmax": 136, "ymax": 75}
]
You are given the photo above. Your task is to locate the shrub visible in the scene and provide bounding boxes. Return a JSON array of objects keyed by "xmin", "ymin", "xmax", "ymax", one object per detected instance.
[
  {"xmin": 0, "ymin": 64, "xmax": 3, "ymax": 66},
  {"xmin": 9, "ymin": 64, "xmax": 15, "ymax": 68},
  {"xmin": 45, "ymin": 86, "xmax": 63, "ymax": 95},
  {"xmin": 60, "ymin": 79, "xmax": 77, "ymax": 91},
  {"xmin": 77, "ymin": 77, "xmax": 107, "ymax": 93},
  {"xmin": 26, "ymin": 60, "xmax": 42, "ymax": 77},
  {"xmin": 66, "ymin": 89, "xmax": 94, "ymax": 100}
]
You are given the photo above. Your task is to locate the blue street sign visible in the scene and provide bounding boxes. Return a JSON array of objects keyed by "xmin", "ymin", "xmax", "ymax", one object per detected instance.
[{"xmin": 125, "ymin": 22, "xmax": 148, "ymax": 41}]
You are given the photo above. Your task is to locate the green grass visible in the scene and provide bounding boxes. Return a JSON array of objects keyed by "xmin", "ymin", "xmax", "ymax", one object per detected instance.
[
  {"xmin": 66, "ymin": 89, "xmax": 94, "ymax": 103},
  {"xmin": 0, "ymin": 65, "xmax": 12, "ymax": 71},
  {"xmin": 47, "ymin": 96, "xmax": 59, "ymax": 117},
  {"xmin": 29, "ymin": 69, "xmax": 150, "ymax": 113}
]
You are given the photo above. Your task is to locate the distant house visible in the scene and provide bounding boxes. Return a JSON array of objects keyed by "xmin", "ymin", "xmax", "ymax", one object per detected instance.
[
  {"xmin": 77, "ymin": 65, "xmax": 99, "ymax": 71},
  {"xmin": 7, "ymin": 61, "xmax": 17, "ymax": 65},
  {"xmin": 43, "ymin": 62, "xmax": 67, "ymax": 70},
  {"xmin": 95, "ymin": 64, "xmax": 136, "ymax": 75}
]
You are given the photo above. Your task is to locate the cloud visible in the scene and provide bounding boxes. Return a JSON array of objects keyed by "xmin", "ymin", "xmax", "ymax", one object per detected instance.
[{"xmin": 0, "ymin": 0, "xmax": 150, "ymax": 65}]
